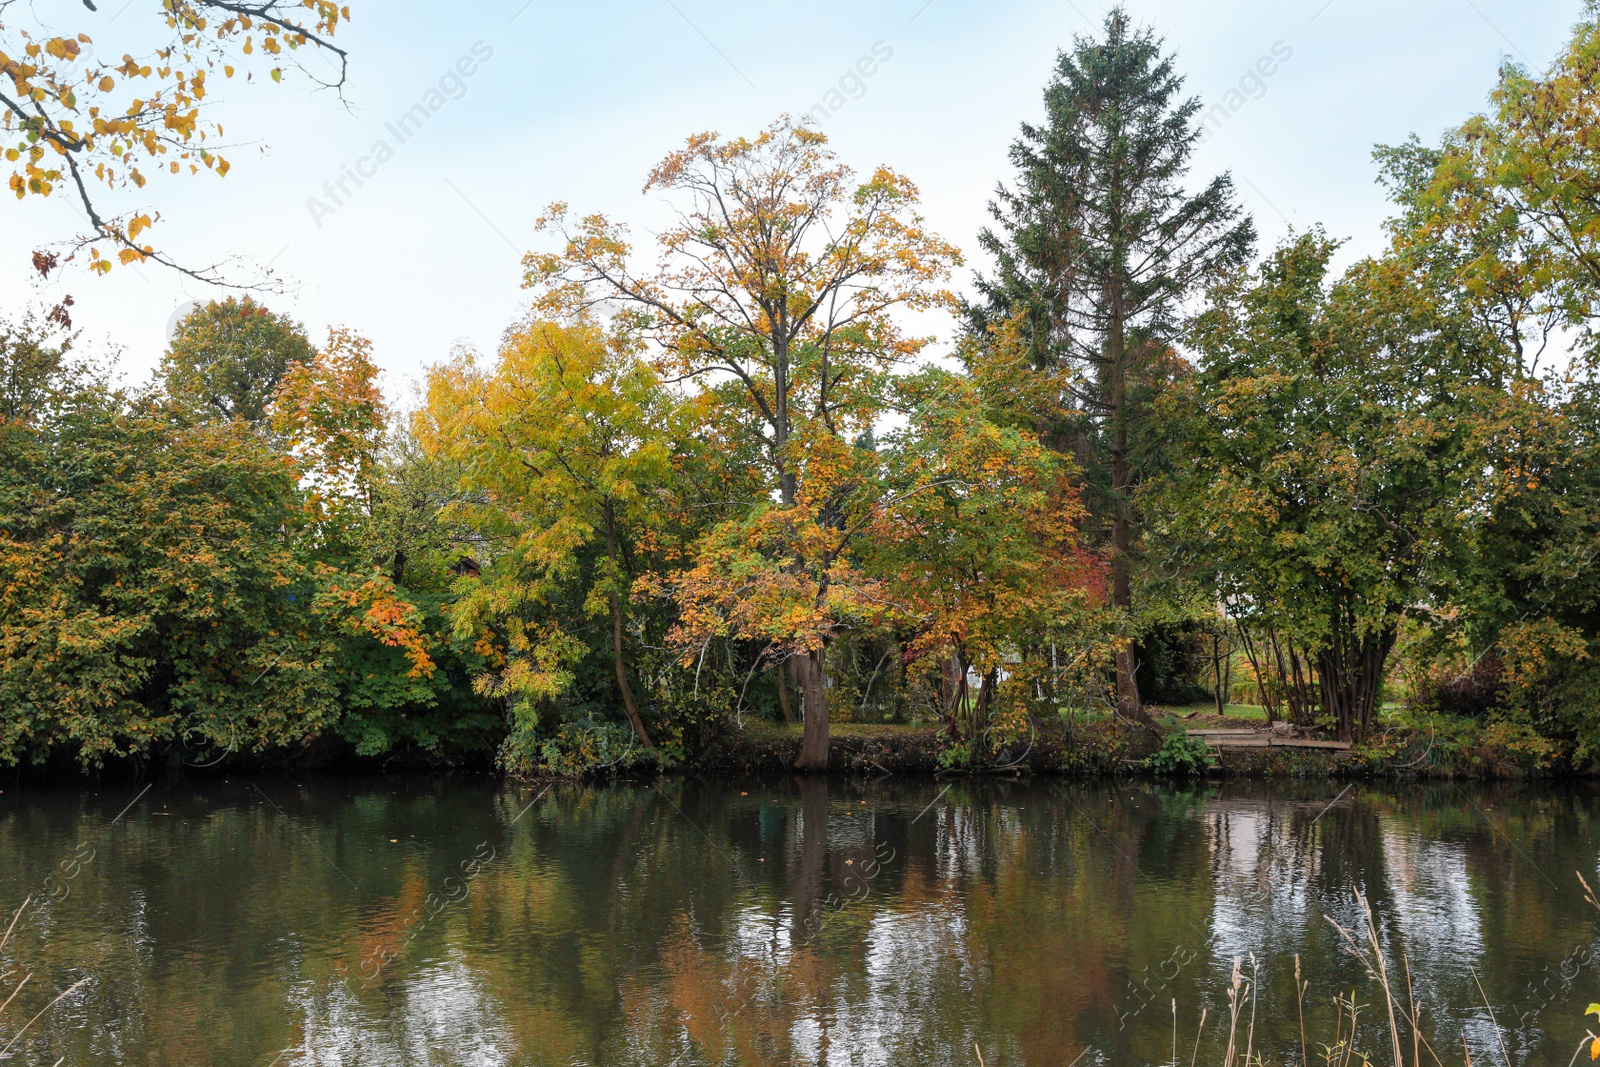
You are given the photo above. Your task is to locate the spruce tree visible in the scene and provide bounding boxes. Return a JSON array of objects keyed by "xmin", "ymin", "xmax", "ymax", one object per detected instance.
[{"xmin": 971, "ymin": 8, "xmax": 1255, "ymax": 721}]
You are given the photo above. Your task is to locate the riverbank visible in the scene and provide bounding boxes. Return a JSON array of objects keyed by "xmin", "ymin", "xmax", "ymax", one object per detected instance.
[
  {"xmin": 4, "ymin": 707, "xmax": 1570, "ymax": 784},
  {"xmin": 686, "ymin": 713, "xmax": 1576, "ymax": 781}
]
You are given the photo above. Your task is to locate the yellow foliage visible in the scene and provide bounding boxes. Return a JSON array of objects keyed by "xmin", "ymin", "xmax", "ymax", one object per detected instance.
[{"xmin": 0, "ymin": 1, "xmax": 350, "ymax": 274}]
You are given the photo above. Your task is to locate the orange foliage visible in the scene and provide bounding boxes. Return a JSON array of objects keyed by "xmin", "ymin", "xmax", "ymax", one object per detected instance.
[
  {"xmin": 313, "ymin": 567, "xmax": 435, "ymax": 678},
  {"xmin": 272, "ymin": 327, "xmax": 386, "ymax": 520}
]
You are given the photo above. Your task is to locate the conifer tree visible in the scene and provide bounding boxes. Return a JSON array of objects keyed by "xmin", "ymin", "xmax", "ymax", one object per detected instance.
[{"xmin": 970, "ymin": 8, "xmax": 1254, "ymax": 721}]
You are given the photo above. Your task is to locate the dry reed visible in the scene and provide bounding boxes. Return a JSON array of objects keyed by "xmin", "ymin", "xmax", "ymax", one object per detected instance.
[
  {"xmin": 0, "ymin": 897, "xmax": 81, "ymax": 1067},
  {"xmin": 1052, "ymin": 879, "xmax": 1600, "ymax": 1067}
]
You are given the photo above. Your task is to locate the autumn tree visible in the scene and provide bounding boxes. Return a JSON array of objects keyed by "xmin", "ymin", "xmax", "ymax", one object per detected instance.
[
  {"xmin": 360, "ymin": 420, "xmax": 473, "ymax": 588},
  {"xmin": 0, "ymin": 303, "xmax": 83, "ymax": 423},
  {"xmin": 270, "ymin": 326, "xmax": 500, "ymax": 760},
  {"xmin": 0, "ymin": 374, "xmax": 403, "ymax": 765},
  {"xmin": 159, "ymin": 297, "xmax": 316, "ymax": 424},
  {"xmin": 652, "ymin": 432, "xmax": 898, "ymax": 754},
  {"xmin": 1374, "ymin": 136, "xmax": 1559, "ymax": 382},
  {"xmin": 422, "ymin": 318, "xmax": 683, "ymax": 757},
  {"xmin": 1371, "ymin": 8, "xmax": 1600, "ymax": 753},
  {"xmin": 969, "ymin": 8, "xmax": 1254, "ymax": 722},
  {"xmin": 270, "ymin": 324, "xmax": 387, "ymax": 527},
  {"xmin": 524, "ymin": 116, "xmax": 961, "ymax": 770},
  {"xmin": 1167, "ymin": 233, "xmax": 1486, "ymax": 741},
  {"xmin": 1, "ymin": 1, "xmax": 351, "ymax": 280},
  {"xmin": 1419, "ymin": 5, "xmax": 1600, "ymax": 330},
  {"xmin": 868, "ymin": 368, "xmax": 1104, "ymax": 762},
  {"xmin": 0, "ymin": 311, "xmax": 473, "ymax": 767}
]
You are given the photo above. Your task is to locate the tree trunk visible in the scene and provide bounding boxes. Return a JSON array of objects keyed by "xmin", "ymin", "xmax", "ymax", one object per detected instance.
[
  {"xmin": 1264, "ymin": 628, "xmax": 1292, "ymax": 727},
  {"xmin": 940, "ymin": 654, "xmax": 963, "ymax": 722},
  {"xmin": 1111, "ymin": 516, "xmax": 1145, "ymax": 722},
  {"xmin": 792, "ymin": 647, "xmax": 830, "ymax": 771},
  {"xmin": 1222, "ymin": 632, "xmax": 1233, "ymax": 708},
  {"xmin": 1108, "ymin": 298, "xmax": 1153, "ymax": 728},
  {"xmin": 1235, "ymin": 621, "xmax": 1280, "ymax": 721},
  {"xmin": 975, "ymin": 667, "xmax": 999, "ymax": 754},
  {"xmin": 611, "ymin": 592, "xmax": 654, "ymax": 753},
  {"xmin": 1285, "ymin": 645, "xmax": 1315, "ymax": 727},
  {"xmin": 771, "ymin": 338, "xmax": 830, "ymax": 762},
  {"xmin": 1318, "ymin": 624, "xmax": 1396, "ymax": 743},
  {"xmin": 1212, "ymin": 632, "xmax": 1226, "ymax": 717},
  {"xmin": 605, "ymin": 504, "xmax": 653, "ymax": 752},
  {"xmin": 773, "ymin": 332, "xmax": 798, "ymax": 511},
  {"xmin": 776, "ymin": 659, "xmax": 796, "ymax": 725}
]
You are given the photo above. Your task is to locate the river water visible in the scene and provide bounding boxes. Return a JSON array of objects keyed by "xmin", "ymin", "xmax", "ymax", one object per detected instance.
[{"xmin": 1, "ymin": 775, "xmax": 1597, "ymax": 1066}]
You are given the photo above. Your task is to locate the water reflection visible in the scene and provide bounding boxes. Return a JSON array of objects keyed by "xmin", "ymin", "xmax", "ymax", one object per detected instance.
[{"xmin": 0, "ymin": 777, "xmax": 1597, "ymax": 1065}]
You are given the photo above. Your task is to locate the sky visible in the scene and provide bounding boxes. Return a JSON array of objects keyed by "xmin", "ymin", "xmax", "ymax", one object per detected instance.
[{"xmin": 0, "ymin": 0, "xmax": 1584, "ymax": 399}]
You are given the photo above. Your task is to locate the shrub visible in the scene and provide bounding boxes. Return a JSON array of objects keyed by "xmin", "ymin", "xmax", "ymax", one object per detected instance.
[
  {"xmin": 936, "ymin": 739, "xmax": 973, "ymax": 770},
  {"xmin": 1409, "ymin": 653, "xmax": 1505, "ymax": 719},
  {"xmin": 1057, "ymin": 720, "xmax": 1144, "ymax": 777},
  {"xmin": 1145, "ymin": 732, "xmax": 1213, "ymax": 776},
  {"xmin": 499, "ymin": 719, "xmax": 656, "ymax": 778}
]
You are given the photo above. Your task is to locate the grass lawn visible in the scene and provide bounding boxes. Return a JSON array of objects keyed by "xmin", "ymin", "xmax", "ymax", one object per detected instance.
[{"xmin": 1150, "ymin": 703, "xmax": 1269, "ymax": 729}]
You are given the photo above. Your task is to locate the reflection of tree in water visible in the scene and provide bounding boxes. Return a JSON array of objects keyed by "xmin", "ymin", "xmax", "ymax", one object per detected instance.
[
  {"xmin": 792, "ymin": 776, "xmax": 829, "ymax": 951},
  {"xmin": 947, "ymin": 790, "xmax": 1119, "ymax": 1067},
  {"xmin": 1206, "ymin": 796, "xmax": 1328, "ymax": 957}
]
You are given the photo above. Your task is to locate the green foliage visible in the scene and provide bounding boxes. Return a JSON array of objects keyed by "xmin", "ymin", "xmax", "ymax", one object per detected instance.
[
  {"xmin": 969, "ymin": 7, "xmax": 1256, "ymax": 717},
  {"xmin": 0, "ymin": 389, "xmax": 335, "ymax": 763},
  {"xmin": 0, "ymin": 308, "xmax": 484, "ymax": 768},
  {"xmin": 499, "ymin": 719, "xmax": 656, "ymax": 778},
  {"xmin": 1143, "ymin": 732, "xmax": 1213, "ymax": 777},
  {"xmin": 1160, "ymin": 231, "xmax": 1493, "ymax": 739},
  {"xmin": 422, "ymin": 318, "xmax": 692, "ymax": 764},
  {"xmin": 936, "ymin": 739, "xmax": 973, "ymax": 771},
  {"xmin": 328, "ymin": 594, "xmax": 499, "ymax": 760},
  {"xmin": 159, "ymin": 297, "xmax": 316, "ymax": 425},
  {"xmin": 1351, "ymin": 6, "xmax": 1600, "ymax": 759},
  {"xmin": 1355, "ymin": 705, "xmax": 1562, "ymax": 777},
  {"xmin": 0, "ymin": 306, "xmax": 89, "ymax": 424},
  {"xmin": 1134, "ymin": 622, "xmax": 1213, "ymax": 706},
  {"xmin": 336, "ymin": 431, "xmax": 502, "ymax": 761},
  {"xmin": 869, "ymin": 366, "xmax": 1107, "ymax": 751},
  {"xmin": 1050, "ymin": 719, "xmax": 1148, "ymax": 777}
]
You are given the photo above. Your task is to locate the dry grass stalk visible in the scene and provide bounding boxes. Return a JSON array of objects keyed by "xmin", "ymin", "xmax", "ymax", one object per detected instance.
[
  {"xmin": 1245, "ymin": 955, "xmax": 1260, "ymax": 1067},
  {"xmin": 1223, "ymin": 959, "xmax": 1245, "ymax": 1067},
  {"xmin": 1297, "ymin": 955, "xmax": 1309, "ymax": 1067},
  {"xmin": 1193, "ymin": 873, "xmax": 1600, "ymax": 1067},
  {"xmin": 1190, "ymin": 1007, "xmax": 1208, "ymax": 1067},
  {"xmin": 0, "ymin": 898, "xmax": 30, "ymax": 1020},
  {"xmin": 0, "ymin": 896, "xmax": 87, "ymax": 1065}
]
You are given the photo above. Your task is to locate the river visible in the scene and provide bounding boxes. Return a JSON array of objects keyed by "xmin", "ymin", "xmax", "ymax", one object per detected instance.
[{"xmin": 1, "ymin": 776, "xmax": 1596, "ymax": 1065}]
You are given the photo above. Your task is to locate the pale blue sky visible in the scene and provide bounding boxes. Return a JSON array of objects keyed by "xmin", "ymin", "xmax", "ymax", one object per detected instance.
[{"xmin": 3, "ymin": 0, "xmax": 1582, "ymax": 393}]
